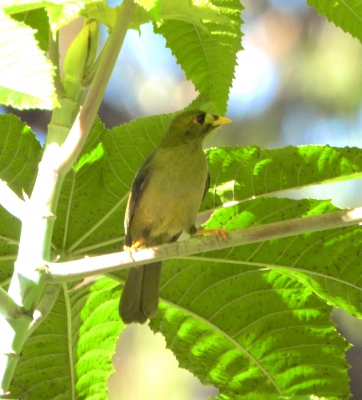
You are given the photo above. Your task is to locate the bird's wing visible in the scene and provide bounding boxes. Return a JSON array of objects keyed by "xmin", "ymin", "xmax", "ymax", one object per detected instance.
[
  {"xmin": 124, "ymin": 153, "xmax": 154, "ymax": 247},
  {"xmin": 203, "ymin": 173, "xmax": 210, "ymax": 199}
]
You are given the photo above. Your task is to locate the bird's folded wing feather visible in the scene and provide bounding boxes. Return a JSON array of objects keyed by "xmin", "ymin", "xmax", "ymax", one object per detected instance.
[{"xmin": 124, "ymin": 152, "xmax": 154, "ymax": 247}]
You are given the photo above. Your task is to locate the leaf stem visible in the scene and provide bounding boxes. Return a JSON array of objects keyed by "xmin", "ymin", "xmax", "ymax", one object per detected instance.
[
  {"xmin": 63, "ymin": 283, "xmax": 75, "ymax": 400},
  {"xmin": 27, "ymin": 284, "xmax": 61, "ymax": 336}
]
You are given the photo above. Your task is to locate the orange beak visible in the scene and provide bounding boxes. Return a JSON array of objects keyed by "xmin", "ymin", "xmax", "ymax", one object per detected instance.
[{"xmin": 213, "ymin": 116, "xmax": 232, "ymax": 126}]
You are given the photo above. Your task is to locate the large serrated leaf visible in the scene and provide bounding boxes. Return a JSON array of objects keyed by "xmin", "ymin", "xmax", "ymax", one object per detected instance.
[
  {"xmin": 0, "ymin": 114, "xmax": 40, "ymax": 196},
  {"xmin": 71, "ymin": 279, "xmax": 122, "ymax": 399},
  {"xmin": 84, "ymin": 1, "xmax": 151, "ymax": 31},
  {"xmin": 144, "ymin": 198, "xmax": 352, "ymax": 398},
  {"xmin": 10, "ymin": 288, "xmax": 72, "ymax": 400},
  {"xmin": 153, "ymin": 0, "xmax": 243, "ymax": 115},
  {"xmin": 204, "ymin": 145, "xmax": 362, "ymax": 209},
  {"xmin": 0, "ymin": 9, "xmax": 57, "ymax": 110},
  {"xmin": 10, "ymin": 278, "xmax": 123, "ymax": 399},
  {"xmin": 11, "ymin": 8, "xmax": 49, "ymax": 52},
  {"xmin": 53, "ymin": 118, "xmax": 122, "ymax": 256},
  {"xmin": 46, "ymin": 2, "xmax": 85, "ymax": 32},
  {"xmin": 151, "ymin": 223, "xmax": 350, "ymax": 397},
  {"xmin": 0, "ymin": 114, "xmax": 41, "ymax": 282},
  {"xmin": 3, "ymin": 0, "xmax": 96, "ymax": 14},
  {"xmin": 308, "ymin": 0, "xmax": 362, "ymax": 43},
  {"xmin": 136, "ymin": 0, "xmax": 232, "ymax": 28},
  {"xmin": 202, "ymin": 197, "xmax": 362, "ymax": 318},
  {"xmin": 0, "ymin": 206, "xmax": 19, "ymax": 283}
]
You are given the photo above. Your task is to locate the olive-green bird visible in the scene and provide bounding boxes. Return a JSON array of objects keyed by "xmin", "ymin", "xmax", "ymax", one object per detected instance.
[{"xmin": 119, "ymin": 110, "xmax": 231, "ymax": 324}]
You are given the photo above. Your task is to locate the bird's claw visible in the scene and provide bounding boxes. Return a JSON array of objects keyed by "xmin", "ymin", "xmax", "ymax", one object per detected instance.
[{"xmin": 124, "ymin": 238, "xmax": 145, "ymax": 265}]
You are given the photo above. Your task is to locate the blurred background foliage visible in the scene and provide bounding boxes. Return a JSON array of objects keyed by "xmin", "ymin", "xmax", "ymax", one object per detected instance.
[{"xmin": 3, "ymin": 0, "xmax": 362, "ymax": 398}]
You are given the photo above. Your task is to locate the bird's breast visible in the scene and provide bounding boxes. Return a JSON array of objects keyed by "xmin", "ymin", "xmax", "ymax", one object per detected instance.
[{"xmin": 130, "ymin": 144, "xmax": 208, "ymax": 243}]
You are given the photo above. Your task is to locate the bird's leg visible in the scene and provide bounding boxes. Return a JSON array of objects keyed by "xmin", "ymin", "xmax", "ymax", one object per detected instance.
[
  {"xmin": 131, "ymin": 238, "xmax": 145, "ymax": 250},
  {"xmin": 124, "ymin": 238, "xmax": 146, "ymax": 266},
  {"xmin": 193, "ymin": 228, "xmax": 228, "ymax": 239},
  {"xmin": 123, "ymin": 237, "xmax": 145, "ymax": 252}
]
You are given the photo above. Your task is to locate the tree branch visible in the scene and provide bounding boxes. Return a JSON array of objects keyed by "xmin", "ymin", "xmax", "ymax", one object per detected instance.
[{"xmin": 46, "ymin": 206, "xmax": 362, "ymax": 283}]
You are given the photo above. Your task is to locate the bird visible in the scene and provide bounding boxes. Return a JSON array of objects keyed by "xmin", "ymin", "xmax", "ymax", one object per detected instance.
[{"xmin": 119, "ymin": 109, "xmax": 231, "ymax": 324}]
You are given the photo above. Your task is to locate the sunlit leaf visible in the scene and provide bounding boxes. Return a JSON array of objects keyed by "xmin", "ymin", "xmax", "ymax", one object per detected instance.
[
  {"xmin": 308, "ymin": 0, "xmax": 362, "ymax": 43},
  {"xmin": 10, "ymin": 278, "xmax": 123, "ymax": 399},
  {"xmin": 0, "ymin": 10, "xmax": 56, "ymax": 109}
]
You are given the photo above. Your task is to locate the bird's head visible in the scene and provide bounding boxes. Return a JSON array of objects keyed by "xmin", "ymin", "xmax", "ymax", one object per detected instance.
[{"xmin": 161, "ymin": 110, "xmax": 232, "ymax": 147}]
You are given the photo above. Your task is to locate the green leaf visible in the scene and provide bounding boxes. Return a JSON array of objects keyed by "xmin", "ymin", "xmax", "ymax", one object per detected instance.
[
  {"xmin": 46, "ymin": 2, "xmax": 85, "ymax": 32},
  {"xmin": 151, "ymin": 237, "xmax": 350, "ymax": 397},
  {"xmin": 84, "ymin": 0, "xmax": 160, "ymax": 31},
  {"xmin": 153, "ymin": 0, "xmax": 243, "ymax": 115},
  {"xmin": 136, "ymin": 0, "xmax": 232, "ymax": 28},
  {"xmin": 82, "ymin": 1, "xmax": 120, "ymax": 30},
  {"xmin": 203, "ymin": 197, "xmax": 362, "ymax": 318},
  {"xmin": 84, "ymin": 0, "xmax": 233, "ymax": 36},
  {"xmin": 307, "ymin": 0, "xmax": 362, "ymax": 43},
  {"xmin": 146, "ymin": 198, "xmax": 351, "ymax": 398},
  {"xmin": 204, "ymin": 145, "xmax": 362, "ymax": 209},
  {"xmin": 0, "ymin": 114, "xmax": 41, "ymax": 198},
  {"xmin": 10, "ymin": 278, "xmax": 123, "ymax": 399},
  {"xmin": 4, "ymin": 0, "xmax": 100, "ymax": 32},
  {"xmin": 0, "ymin": 207, "xmax": 19, "ymax": 284},
  {"xmin": 0, "ymin": 114, "xmax": 41, "ymax": 282},
  {"xmin": 11, "ymin": 8, "xmax": 49, "ymax": 52},
  {"xmin": 0, "ymin": 9, "xmax": 57, "ymax": 109},
  {"xmin": 102, "ymin": 113, "xmax": 169, "ymax": 199},
  {"xmin": 3, "ymin": 0, "xmax": 95, "ymax": 15},
  {"xmin": 215, "ymin": 395, "xmax": 328, "ymax": 400},
  {"xmin": 53, "ymin": 118, "xmax": 124, "ymax": 256},
  {"xmin": 71, "ymin": 279, "xmax": 122, "ymax": 398}
]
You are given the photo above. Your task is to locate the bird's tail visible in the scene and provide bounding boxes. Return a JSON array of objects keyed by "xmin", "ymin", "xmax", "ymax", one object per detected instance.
[{"xmin": 119, "ymin": 262, "xmax": 162, "ymax": 324}]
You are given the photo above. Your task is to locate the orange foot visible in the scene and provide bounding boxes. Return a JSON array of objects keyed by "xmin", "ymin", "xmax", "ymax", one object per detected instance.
[
  {"xmin": 194, "ymin": 228, "xmax": 227, "ymax": 239},
  {"xmin": 123, "ymin": 237, "xmax": 145, "ymax": 253},
  {"xmin": 124, "ymin": 238, "xmax": 145, "ymax": 264}
]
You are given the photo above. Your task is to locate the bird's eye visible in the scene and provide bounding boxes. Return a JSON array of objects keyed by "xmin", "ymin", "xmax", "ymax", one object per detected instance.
[{"xmin": 194, "ymin": 114, "xmax": 205, "ymax": 124}]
